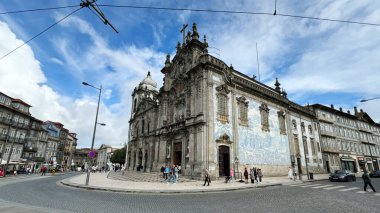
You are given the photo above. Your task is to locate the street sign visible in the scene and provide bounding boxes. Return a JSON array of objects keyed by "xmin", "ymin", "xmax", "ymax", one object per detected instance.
[{"xmin": 88, "ymin": 150, "xmax": 96, "ymax": 158}]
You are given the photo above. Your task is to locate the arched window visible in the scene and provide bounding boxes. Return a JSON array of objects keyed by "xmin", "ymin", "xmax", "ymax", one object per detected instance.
[{"xmin": 292, "ymin": 120, "xmax": 297, "ymax": 130}]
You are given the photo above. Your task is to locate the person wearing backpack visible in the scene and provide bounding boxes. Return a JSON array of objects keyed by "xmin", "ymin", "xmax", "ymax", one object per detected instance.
[{"xmin": 362, "ymin": 170, "xmax": 376, "ymax": 192}]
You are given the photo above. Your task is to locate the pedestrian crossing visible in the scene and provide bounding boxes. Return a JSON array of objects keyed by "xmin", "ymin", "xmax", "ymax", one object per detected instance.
[{"xmin": 287, "ymin": 183, "xmax": 378, "ymax": 196}]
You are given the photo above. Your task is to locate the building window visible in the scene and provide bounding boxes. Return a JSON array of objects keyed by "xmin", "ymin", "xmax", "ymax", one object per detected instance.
[
  {"xmin": 317, "ymin": 142, "xmax": 321, "ymax": 152},
  {"xmin": 278, "ymin": 110, "xmax": 286, "ymax": 134},
  {"xmin": 292, "ymin": 120, "xmax": 297, "ymax": 130},
  {"xmin": 308, "ymin": 125, "xmax": 313, "ymax": 135},
  {"xmin": 236, "ymin": 96, "xmax": 248, "ymax": 126},
  {"xmin": 303, "ymin": 137, "xmax": 308, "ymax": 154},
  {"xmin": 259, "ymin": 103, "xmax": 270, "ymax": 132},
  {"xmin": 311, "ymin": 138, "xmax": 316, "ymax": 155},
  {"xmin": 301, "ymin": 122, "xmax": 305, "ymax": 133},
  {"xmin": 216, "ymin": 84, "xmax": 230, "ymax": 123}
]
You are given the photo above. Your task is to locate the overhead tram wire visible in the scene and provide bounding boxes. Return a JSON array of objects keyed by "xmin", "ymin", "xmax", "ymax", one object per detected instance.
[
  {"xmin": 0, "ymin": 5, "xmax": 79, "ymax": 15},
  {"xmin": 0, "ymin": 7, "xmax": 83, "ymax": 61},
  {"xmin": 97, "ymin": 4, "xmax": 380, "ymax": 27}
]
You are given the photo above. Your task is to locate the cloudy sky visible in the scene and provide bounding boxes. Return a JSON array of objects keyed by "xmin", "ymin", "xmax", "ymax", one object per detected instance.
[{"xmin": 1, "ymin": 0, "xmax": 379, "ymax": 148}]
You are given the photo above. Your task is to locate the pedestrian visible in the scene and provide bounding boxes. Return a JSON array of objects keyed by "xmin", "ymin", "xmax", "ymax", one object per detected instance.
[
  {"xmin": 178, "ymin": 164, "xmax": 182, "ymax": 174},
  {"xmin": 203, "ymin": 168, "xmax": 211, "ymax": 186},
  {"xmin": 160, "ymin": 165, "xmax": 165, "ymax": 179},
  {"xmin": 362, "ymin": 170, "xmax": 376, "ymax": 192},
  {"xmin": 250, "ymin": 167, "xmax": 255, "ymax": 183},
  {"xmin": 121, "ymin": 165, "xmax": 125, "ymax": 175},
  {"xmin": 174, "ymin": 165, "xmax": 179, "ymax": 183},
  {"xmin": 230, "ymin": 167, "xmax": 235, "ymax": 183},
  {"xmin": 288, "ymin": 166, "xmax": 294, "ymax": 180},
  {"xmin": 244, "ymin": 168, "xmax": 249, "ymax": 184},
  {"xmin": 257, "ymin": 168, "xmax": 263, "ymax": 183},
  {"xmin": 253, "ymin": 167, "xmax": 258, "ymax": 184},
  {"xmin": 41, "ymin": 165, "xmax": 46, "ymax": 176},
  {"xmin": 164, "ymin": 165, "xmax": 169, "ymax": 180}
]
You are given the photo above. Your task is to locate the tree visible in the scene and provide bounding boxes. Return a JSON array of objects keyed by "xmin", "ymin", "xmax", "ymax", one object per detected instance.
[{"xmin": 110, "ymin": 147, "xmax": 126, "ymax": 165}]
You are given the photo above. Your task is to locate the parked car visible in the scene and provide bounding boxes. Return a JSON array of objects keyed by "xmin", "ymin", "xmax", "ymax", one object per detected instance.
[
  {"xmin": 329, "ymin": 170, "xmax": 356, "ymax": 182},
  {"xmin": 369, "ymin": 170, "xmax": 380, "ymax": 178}
]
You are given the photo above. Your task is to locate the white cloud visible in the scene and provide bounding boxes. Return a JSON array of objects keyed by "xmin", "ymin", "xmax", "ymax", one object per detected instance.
[{"xmin": 0, "ymin": 18, "xmax": 165, "ymax": 148}]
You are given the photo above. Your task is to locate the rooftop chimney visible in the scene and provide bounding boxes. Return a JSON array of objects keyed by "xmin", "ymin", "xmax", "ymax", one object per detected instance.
[
  {"xmin": 360, "ymin": 109, "xmax": 364, "ymax": 113},
  {"xmin": 354, "ymin": 107, "xmax": 358, "ymax": 115},
  {"xmin": 339, "ymin": 107, "xmax": 343, "ymax": 112},
  {"xmin": 331, "ymin": 104, "xmax": 334, "ymax": 109},
  {"xmin": 347, "ymin": 110, "xmax": 351, "ymax": 114}
]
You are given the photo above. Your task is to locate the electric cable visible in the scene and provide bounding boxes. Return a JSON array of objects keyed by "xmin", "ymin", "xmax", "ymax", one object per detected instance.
[
  {"xmin": 0, "ymin": 5, "xmax": 79, "ymax": 15},
  {"xmin": 0, "ymin": 7, "xmax": 83, "ymax": 61},
  {"xmin": 97, "ymin": 4, "xmax": 380, "ymax": 27}
]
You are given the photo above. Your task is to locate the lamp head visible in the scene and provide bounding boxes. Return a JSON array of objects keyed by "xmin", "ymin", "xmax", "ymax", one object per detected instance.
[
  {"xmin": 360, "ymin": 99, "xmax": 367, "ymax": 102},
  {"xmin": 82, "ymin": 82, "xmax": 89, "ymax": 86}
]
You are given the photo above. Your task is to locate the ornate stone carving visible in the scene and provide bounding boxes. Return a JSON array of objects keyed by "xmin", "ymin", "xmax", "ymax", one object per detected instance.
[
  {"xmin": 215, "ymin": 84, "xmax": 230, "ymax": 95},
  {"xmin": 216, "ymin": 133, "xmax": 232, "ymax": 144}
]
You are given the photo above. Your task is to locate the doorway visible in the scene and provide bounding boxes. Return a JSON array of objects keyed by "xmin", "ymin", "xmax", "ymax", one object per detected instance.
[
  {"xmin": 326, "ymin": 161, "xmax": 330, "ymax": 173},
  {"xmin": 297, "ymin": 157, "xmax": 302, "ymax": 175},
  {"xmin": 173, "ymin": 142, "xmax": 182, "ymax": 166},
  {"xmin": 218, "ymin": 146, "xmax": 230, "ymax": 176}
]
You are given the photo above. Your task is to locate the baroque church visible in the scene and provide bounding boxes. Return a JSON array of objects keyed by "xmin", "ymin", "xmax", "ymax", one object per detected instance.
[{"xmin": 126, "ymin": 23, "xmax": 323, "ymax": 178}]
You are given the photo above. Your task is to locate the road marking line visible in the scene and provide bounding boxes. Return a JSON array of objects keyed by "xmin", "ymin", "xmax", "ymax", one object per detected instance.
[
  {"xmin": 288, "ymin": 184, "xmax": 311, "ymax": 187},
  {"xmin": 356, "ymin": 191, "xmax": 367, "ymax": 194},
  {"xmin": 312, "ymin": 185, "xmax": 333, "ymax": 188},
  {"xmin": 323, "ymin": 186, "xmax": 346, "ymax": 190},
  {"xmin": 300, "ymin": 184, "xmax": 322, "ymax": 187},
  {"xmin": 339, "ymin": 187, "xmax": 359, "ymax": 192}
]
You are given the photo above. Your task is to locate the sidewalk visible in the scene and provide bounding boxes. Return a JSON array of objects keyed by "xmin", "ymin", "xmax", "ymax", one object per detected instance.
[{"xmin": 60, "ymin": 171, "xmax": 330, "ymax": 194}]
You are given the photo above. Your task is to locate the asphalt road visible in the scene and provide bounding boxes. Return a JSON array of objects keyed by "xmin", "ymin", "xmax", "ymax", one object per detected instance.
[{"xmin": 0, "ymin": 174, "xmax": 379, "ymax": 213}]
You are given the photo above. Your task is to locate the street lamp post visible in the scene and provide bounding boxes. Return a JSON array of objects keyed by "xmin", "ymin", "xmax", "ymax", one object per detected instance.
[{"xmin": 82, "ymin": 82, "xmax": 102, "ymax": 186}]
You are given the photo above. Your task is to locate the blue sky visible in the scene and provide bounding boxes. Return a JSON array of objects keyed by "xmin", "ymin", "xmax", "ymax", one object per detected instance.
[{"xmin": 0, "ymin": 0, "xmax": 379, "ymax": 148}]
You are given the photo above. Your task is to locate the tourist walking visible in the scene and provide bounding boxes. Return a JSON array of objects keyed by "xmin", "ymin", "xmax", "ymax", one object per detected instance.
[
  {"xmin": 203, "ymin": 168, "xmax": 211, "ymax": 186},
  {"xmin": 288, "ymin": 166, "xmax": 294, "ymax": 180},
  {"xmin": 41, "ymin": 165, "xmax": 46, "ymax": 176},
  {"xmin": 244, "ymin": 168, "xmax": 249, "ymax": 184},
  {"xmin": 362, "ymin": 170, "xmax": 376, "ymax": 192},
  {"xmin": 164, "ymin": 165, "xmax": 169, "ymax": 180},
  {"xmin": 160, "ymin": 165, "xmax": 165, "ymax": 179},
  {"xmin": 230, "ymin": 167, "xmax": 234, "ymax": 183},
  {"xmin": 253, "ymin": 167, "xmax": 258, "ymax": 184},
  {"xmin": 121, "ymin": 165, "xmax": 125, "ymax": 175},
  {"xmin": 250, "ymin": 168, "xmax": 255, "ymax": 183},
  {"xmin": 174, "ymin": 165, "xmax": 179, "ymax": 182},
  {"xmin": 257, "ymin": 168, "xmax": 263, "ymax": 183}
]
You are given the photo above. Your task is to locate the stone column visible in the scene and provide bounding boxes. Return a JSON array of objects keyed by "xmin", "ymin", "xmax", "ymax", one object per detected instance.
[
  {"xmin": 153, "ymin": 140, "xmax": 159, "ymax": 170},
  {"xmin": 231, "ymin": 89, "xmax": 238, "ymax": 170},
  {"xmin": 158, "ymin": 138, "xmax": 167, "ymax": 166}
]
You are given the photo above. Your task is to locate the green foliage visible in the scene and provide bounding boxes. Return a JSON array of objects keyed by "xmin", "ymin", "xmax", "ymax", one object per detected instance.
[{"xmin": 110, "ymin": 147, "xmax": 126, "ymax": 164}]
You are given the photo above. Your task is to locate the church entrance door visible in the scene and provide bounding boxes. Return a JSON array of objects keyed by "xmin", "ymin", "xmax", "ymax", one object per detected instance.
[
  {"xmin": 218, "ymin": 145, "xmax": 230, "ymax": 176},
  {"xmin": 173, "ymin": 142, "xmax": 182, "ymax": 166}
]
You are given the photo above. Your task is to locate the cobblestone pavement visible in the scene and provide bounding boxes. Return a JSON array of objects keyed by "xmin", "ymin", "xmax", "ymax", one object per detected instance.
[
  {"xmin": 107, "ymin": 170, "xmax": 195, "ymax": 183},
  {"xmin": 62, "ymin": 171, "xmax": 330, "ymax": 193},
  {"xmin": 0, "ymin": 174, "xmax": 379, "ymax": 213}
]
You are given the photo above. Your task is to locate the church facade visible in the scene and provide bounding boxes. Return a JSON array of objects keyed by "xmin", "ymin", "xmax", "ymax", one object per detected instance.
[{"xmin": 126, "ymin": 23, "xmax": 324, "ymax": 178}]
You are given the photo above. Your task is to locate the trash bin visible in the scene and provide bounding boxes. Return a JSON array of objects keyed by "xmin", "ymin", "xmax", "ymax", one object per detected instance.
[{"xmin": 309, "ymin": 172, "xmax": 314, "ymax": 180}]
